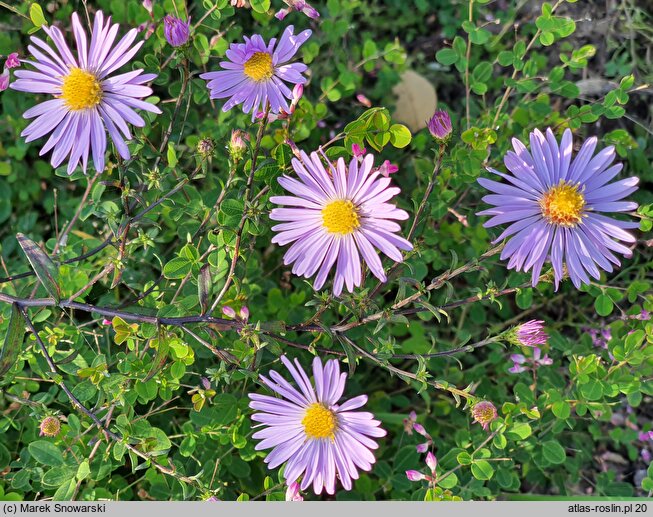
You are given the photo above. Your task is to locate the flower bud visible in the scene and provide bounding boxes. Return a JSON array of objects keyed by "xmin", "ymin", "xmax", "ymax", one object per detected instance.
[
  {"xmin": 5, "ymin": 53, "xmax": 19, "ymax": 69},
  {"xmin": 239, "ymin": 306, "xmax": 250, "ymax": 322},
  {"xmin": 163, "ymin": 15, "xmax": 190, "ymax": 48},
  {"xmin": 229, "ymin": 130, "xmax": 249, "ymax": 163},
  {"xmin": 425, "ymin": 452, "xmax": 437, "ymax": 473},
  {"xmin": 471, "ymin": 400, "xmax": 497, "ymax": 431},
  {"xmin": 285, "ymin": 482, "xmax": 303, "ymax": 501},
  {"xmin": 513, "ymin": 320, "xmax": 548, "ymax": 347},
  {"xmin": 222, "ymin": 306, "xmax": 236, "ymax": 318},
  {"xmin": 39, "ymin": 416, "xmax": 61, "ymax": 437},
  {"xmin": 427, "ymin": 109, "xmax": 452, "ymax": 143},
  {"xmin": 0, "ymin": 70, "xmax": 9, "ymax": 92},
  {"xmin": 406, "ymin": 470, "xmax": 425, "ymax": 482},
  {"xmin": 416, "ymin": 442, "xmax": 429, "ymax": 454},
  {"xmin": 197, "ymin": 137, "xmax": 216, "ymax": 158}
]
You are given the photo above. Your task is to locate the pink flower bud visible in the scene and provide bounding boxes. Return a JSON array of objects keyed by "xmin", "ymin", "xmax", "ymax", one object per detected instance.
[
  {"xmin": 285, "ymin": 482, "xmax": 303, "ymax": 501},
  {"xmin": 356, "ymin": 93, "xmax": 372, "ymax": 108},
  {"xmin": 239, "ymin": 306, "xmax": 250, "ymax": 321},
  {"xmin": 427, "ymin": 109, "xmax": 452, "ymax": 143},
  {"xmin": 406, "ymin": 470, "xmax": 425, "ymax": 482},
  {"xmin": 222, "ymin": 306, "xmax": 236, "ymax": 318},
  {"xmin": 164, "ymin": 15, "xmax": 191, "ymax": 48},
  {"xmin": 425, "ymin": 452, "xmax": 437, "ymax": 472},
  {"xmin": 378, "ymin": 160, "xmax": 398, "ymax": 177},
  {"xmin": 142, "ymin": 0, "xmax": 153, "ymax": 14},
  {"xmin": 416, "ymin": 442, "xmax": 429, "ymax": 454},
  {"xmin": 5, "ymin": 53, "xmax": 19, "ymax": 69},
  {"xmin": 413, "ymin": 423, "xmax": 428, "ymax": 437},
  {"xmin": 0, "ymin": 70, "xmax": 9, "ymax": 92}
]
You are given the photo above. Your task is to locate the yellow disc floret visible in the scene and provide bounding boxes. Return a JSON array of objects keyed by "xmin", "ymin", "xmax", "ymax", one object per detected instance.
[
  {"xmin": 322, "ymin": 200, "xmax": 360, "ymax": 235},
  {"xmin": 60, "ymin": 68, "xmax": 102, "ymax": 111},
  {"xmin": 302, "ymin": 403, "xmax": 337, "ymax": 440},
  {"xmin": 243, "ymin": 52, "xmax": 274, "ymax": 82},
  {"xmin": 540, "ymin": 180, "xmax": 585, "ymax": 227}
]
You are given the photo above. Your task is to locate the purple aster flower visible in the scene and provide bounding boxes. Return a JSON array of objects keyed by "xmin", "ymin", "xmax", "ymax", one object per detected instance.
[
  {"xmin": 10, "ymin": 11, "xmax": 161, "ymax": 174},
  {"xmin": 427, "ymin": 109, "xmax": 452, "ymax": 143},
  {"xmin": 471, "ymin": 400, "xmax": 497, "ymax": 431},
  {"xmin": 270, "ymin": 150, "xmax": 413, "ymax": 296},
  {"xmin": 513, "ymin": 320, "xmax": 548, "ymax": 347},
  {"xmin": 163, "ymin": 15, "xmax": 190, "ymax": 47},
  {"xmin": 200, "ymin": 26, "xmax": 311, "ymax": 120},
  {"xmin": 477, "ymin": 128, "xmax": 639, "ymax": 289},
  {"xmin": 248, "ymin": 356, "xmax": 386, "ymax": 495}
]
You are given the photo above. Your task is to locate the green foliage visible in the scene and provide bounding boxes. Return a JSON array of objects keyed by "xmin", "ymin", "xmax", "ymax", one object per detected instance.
[{"xmin": 0, "ymin": 0, "xmax": 651, "ymax": 504}]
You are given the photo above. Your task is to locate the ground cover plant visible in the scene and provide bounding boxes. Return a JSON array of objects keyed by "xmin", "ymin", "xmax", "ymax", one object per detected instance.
[{"xmin": 0, "ymin": 0, "xmax": 651, "ymax": 502}]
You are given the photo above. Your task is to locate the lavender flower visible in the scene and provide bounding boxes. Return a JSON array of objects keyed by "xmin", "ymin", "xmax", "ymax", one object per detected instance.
[
  {"xmin": 163, "ymin": 15, "xmax": 190, "ymax": 47},
  {"xmin": 427, "ymin": 109, "xmax": 452, "ymax": 143},
  {"xmin": 477, "ymin": 128, "xmax": 639, "ymax": 289},
  {"xmin": 249, "ymin": 356, "xmax": 386, "ymax": 494},
  {"xmin": 11, "ymin": 11, "xmax": 161, "ymax": 174},
  {"xmin": 275, "ymin": 0, "xmax": 320, "ymax": 20},
  {"xmin": 471, "ymin": 400, "xmax": 497, "ymax": 431},
  {"xmin": 270, "ymin": 150, "xmax": 413, "ymax": 296},
  {"xmin": 509, "ymin": 347, "xmax": 553, "ymax": 373},
  {"xmin": 200, "ymin": 26, "xmax": 311, "ymax": 120},
  {"xmin": 512, "ymin": 320, "xmax": 548, "ymax": 347}
]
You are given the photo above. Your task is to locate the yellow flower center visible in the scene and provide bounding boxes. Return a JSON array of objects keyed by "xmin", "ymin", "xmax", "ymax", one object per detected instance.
[
  {"xmin": 243, "ymin": 52, "xmax": 274, "ymax": 82},
  {"xmin": 322, "ymin": 200, "xmax": 360, "ymax": 235},
  {"xmin": 60, "ymin": 67, "xmax": 102, "ymax": 111},
  {"xmin": 540, "ymin": 180, "xmax": 585, "ymax": 227},
  {"xmin": 302, "ymin": 403, "xmax": 337, "ymax": 440}
]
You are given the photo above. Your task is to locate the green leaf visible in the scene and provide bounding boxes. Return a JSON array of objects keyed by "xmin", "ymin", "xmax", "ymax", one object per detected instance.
[
  {"xmin": 163, "ymin": 257, "xmax": 192, "ymax": 279},
  {"xmin": 471, "ymin": 460, "xmax": 494, "ymax": 480},
  {"xmin": 595, "ymin": 294, "xmax": 613, "ymax": 316},
  {"xmin": 167, "ymin": 143, "xmax": 178, "ymax": 167},
  {"xmin": 542, "ymin": 440, "xmax": 566, "ymax": 464},
  {"xmin": 0, "ymin": 304, "xmax": 24, "ymax": 377},
  {"xmin": 388, "ymin": 124, "xmax": 412, "ymax": 148},
  {"xmin": 29, "ymin": 3, "xmax": 47, "ymax": 28},
  {"xmin": 551, "ymin": 400, "xmax": 571, "ymax": 419},
  {"xmin": 53, "ymin": 478, "xmax": 76, "ymax": 501},
  {"xmin": 435, "ymin": 48, "xmax": 458, "ymax": 66},
  {"xmin": 249, "ymin": 0, "xmax": 270, "ymax": 13},
  {"xmin": 28, "ymin": 441, "xmax": 64, "ymax": 466},
  {"xmin": 76, "ymin": 460, "xmax": 90, "ymax": 481},
  {"xmin": 17, "ymin": 233, "xmax": 61, "ymax": 302}
]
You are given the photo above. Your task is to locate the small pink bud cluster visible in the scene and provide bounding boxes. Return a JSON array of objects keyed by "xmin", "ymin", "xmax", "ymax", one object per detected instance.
[
  {"xmin": 228, "ymin": 130, "xmax": 249, "ymax": 163},
  {"xmin": 285, "ymin": 482, "xmax": 303, "ymax": 501},
  {"xmin": 222, "ymin": 305, "xmax": 250, "ymax": 323},
  {"xmin": 275, "ymin": 0, "xmax": 320, "ymax": 20},
  {"xmin": 1, "ymin": 53, "xmax": 20, "ymax": 92},
  {"xmin": 406, "ymin": 452, "xmax": 438, "ymax": 484}
]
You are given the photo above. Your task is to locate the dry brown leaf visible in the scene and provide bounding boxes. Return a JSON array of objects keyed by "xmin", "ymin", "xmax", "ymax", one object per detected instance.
[{"xmin": 392, "ymin": 70, "xmax": 438, "ymax": 132}]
